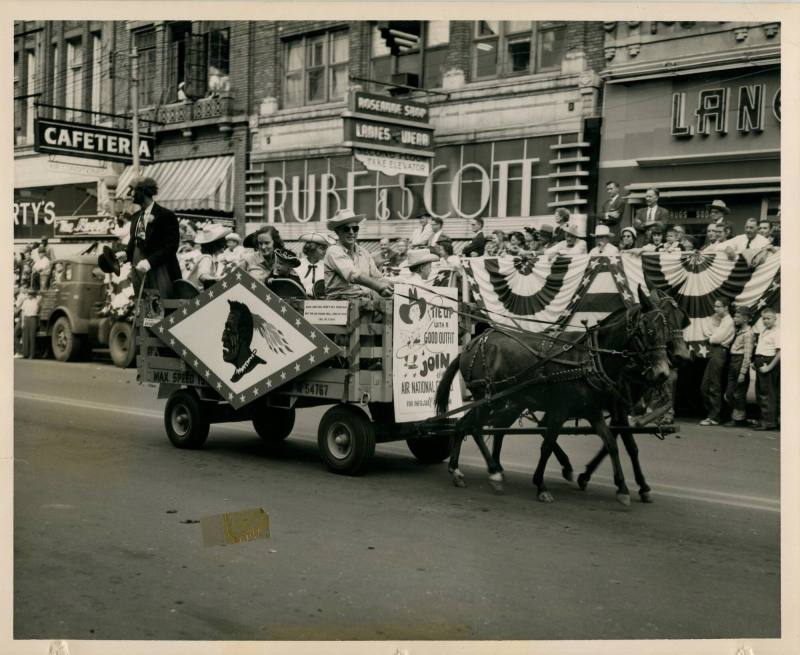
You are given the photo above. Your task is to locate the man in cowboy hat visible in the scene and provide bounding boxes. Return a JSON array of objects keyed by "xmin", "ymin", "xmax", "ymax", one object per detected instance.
[
  {"xmin": 323, "ymin": 208, "xmax": 394, "ymax": 299},
  {"xmin": 120, "ymin": 176, "xmax": 181, "ymax": 298},
  {"xmin": 546, "ymin": 223, "xmax": 587, "ymax": 256},
  {"xmin": 706, "ymin": 199, "xmax": 731, "ymax": 225},
  {"xmin": 406, "ymin": 248, "xmax": 440, "ymax": 285},
  {"xmin": 589, "ymin": 224, "xmax": 618, "ymax": 255},
  {"xmin": 296, "ymin": 231, "xmax": 332, "ymax": 296}
]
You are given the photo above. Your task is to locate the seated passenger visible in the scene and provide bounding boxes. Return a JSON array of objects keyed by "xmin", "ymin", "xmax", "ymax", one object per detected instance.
[
  {"xmin": 185, "ymin": 224, "xmax": 231, "ymax": 291},
  {"xmin": 267, "ymin": 248, "xmax": 306, "ymax": 298}
]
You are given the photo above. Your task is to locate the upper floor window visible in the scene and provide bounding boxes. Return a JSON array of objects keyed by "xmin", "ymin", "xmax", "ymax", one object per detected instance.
[
  {"xmin": 66, "ymin": 39, "xmax": 83, "ymax": 121},
  {"xmin": 370, "ymin": 21, "xmax": 449, "ymax": 91},
  {"xmin": 167, "ymin": 23, "xmax": 231, "ymax": 103},
  {"xmin": 134, "ymin": 29, "xmax": 157, "ymax": 107},
  {"xmin": 473, "ymin": 21, "xmax": 566, "ymax": 80},
  {"xmin": 283, "ymin": 30, "xmax": 349, "ymax": 109},
  {"xmin": 90, "ymin": 33, "xmax": 102, "ymax": 124}
]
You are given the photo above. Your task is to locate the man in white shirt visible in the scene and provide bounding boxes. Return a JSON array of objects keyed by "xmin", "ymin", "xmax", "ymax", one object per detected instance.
[
  {"xmin": 633, "ymin": 188, "xmax": 669, "ymax": 234},
  {"xmin": 699, "ymin": 298, "xmax": 735, "ymax": 425},
  {"xmin": 701, "ymin": 223, "xmax": 727, "ymax": 253},
  {"xmin": 546, "ymin": 223, "xmax": 587, "ymax": 257},
  {"xmin": 409, "ymin": 212, "xmax": 434, "ymax": 248},
  {"xmin": 295, "ymin": 232, "xmax": 330, "ymax": 296},
  {"xmin": 722, "ymin": 218, "xmax": 770, "ymax": 259},
  {"xmin": 589, "ymin": 224, "xmax": 619, "ymax": 255},
  {"xmin": 21, "ymin": 288, "xmax": 41, "ymax": 359},
  {"xmin": 428, "ymin": 216, "xmax": 445, "ymax": 247}
]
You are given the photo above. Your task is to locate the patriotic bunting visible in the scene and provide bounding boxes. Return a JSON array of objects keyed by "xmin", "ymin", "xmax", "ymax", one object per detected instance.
[{"xmin": 463, "ymin": 251, "xmax": 780, "ymax": 357}]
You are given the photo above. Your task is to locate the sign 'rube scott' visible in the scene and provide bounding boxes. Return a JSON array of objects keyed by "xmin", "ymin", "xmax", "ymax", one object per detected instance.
[
  {"xmin": 343, "ymin": 91, "xmax": 434, "ymax": 177},
  {"xmin": 35, "ymin": 118, "xmax": 155, "ymax": 164}
]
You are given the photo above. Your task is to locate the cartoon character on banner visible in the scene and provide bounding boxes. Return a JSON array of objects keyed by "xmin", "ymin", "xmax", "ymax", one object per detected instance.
[
  {"xmin": 396, "ymin": 288, "xmax": 434, "ymax": 375},
  {"xmin": 222, "ymin": 300, "xmax": 293, "ymax": 383}
]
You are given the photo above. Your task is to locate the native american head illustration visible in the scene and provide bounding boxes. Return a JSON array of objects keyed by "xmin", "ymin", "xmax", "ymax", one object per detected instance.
[{"xmin": 222, "ymin": 300, "xmax": 292, "ymax": 383}]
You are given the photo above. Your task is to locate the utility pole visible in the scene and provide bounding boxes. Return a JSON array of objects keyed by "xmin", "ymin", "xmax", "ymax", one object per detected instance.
[{"xmin": 131, "ymin": 46, "xmax": 139, "ymax": 176}]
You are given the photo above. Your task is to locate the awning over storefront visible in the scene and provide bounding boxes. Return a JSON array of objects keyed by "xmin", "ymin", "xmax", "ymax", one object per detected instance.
[{"xmin": 117, "ymin": 156, "xmax": 233, "ymax": 213}]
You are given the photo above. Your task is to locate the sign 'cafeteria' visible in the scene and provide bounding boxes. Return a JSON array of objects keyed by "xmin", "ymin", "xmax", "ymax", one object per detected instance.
[{"xmin": 35, "ymin": 118, "xmax": 155, "ymax": 164}]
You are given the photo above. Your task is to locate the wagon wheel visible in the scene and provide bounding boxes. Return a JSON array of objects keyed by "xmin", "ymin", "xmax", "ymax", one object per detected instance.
[
  {"xmin": 406, "ymin": 435, "xmax": 451, "ymax": 464},
  {"xmin": 317, "ymin": 404, "xmax": 375, "ymax": 475},
  {"xmin": 164, "ymin": 389, "xmax": 210, "ymax": 449},
  {"xmin": 253, "ymin": 406, "xmax": 295, "ymax": 444}
]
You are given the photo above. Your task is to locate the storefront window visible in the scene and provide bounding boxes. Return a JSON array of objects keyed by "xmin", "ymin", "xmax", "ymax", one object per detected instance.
[
  {"xmin": 283, "ymin": 30, "xmax": 349, "ymax": 108},
  {"xmin": 473, "ymin": 21, "xmax": 566, "ymax": 79}
]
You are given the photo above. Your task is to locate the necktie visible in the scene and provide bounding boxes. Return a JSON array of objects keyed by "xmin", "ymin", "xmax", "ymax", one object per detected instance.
[
  {"xmin": 304, "ymin": 263, "xmax": 317, "ymax": 282},
  {"xmin": 746, "ymin": 237, "xmax": 753, "ymax": 248},
  {"xmin": 648, "ymin": 207, "xmax": 654, "ymax": 222}
]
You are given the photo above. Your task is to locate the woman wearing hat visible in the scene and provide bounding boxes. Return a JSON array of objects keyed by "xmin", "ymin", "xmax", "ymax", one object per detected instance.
[
  {"xmin": 185, "ymin": 223, "xmax": 232, "ymax": 291},
  {"xmin": 546, "ymin": 223, "xmax": 587, "ymax": 256},
  {"xmin": 619, "ymin": 226, "xmax": 637, "ymax": 251},
  {"xmin": 267, "ymin": 248, "xmax": 307, "ymax": 298},
  {"xmin": 589, "ymin": 224, "xmax": 618, "ymax": 255}
]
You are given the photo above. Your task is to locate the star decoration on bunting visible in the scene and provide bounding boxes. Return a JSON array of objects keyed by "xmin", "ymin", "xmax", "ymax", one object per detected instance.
[{"xmin": 697, "ymin": 343, "xmax": 709, "ymax": 358}]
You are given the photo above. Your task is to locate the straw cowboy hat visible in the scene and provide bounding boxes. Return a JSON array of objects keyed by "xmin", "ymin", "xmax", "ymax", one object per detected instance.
[
  {"xmin": 327, "ymin": 208, "xmax": 366, "ymax": 231},
  {"xmin": 407, "ymin": 249, "xmax": 440, "ymax": 268},
  {"xmin": 706, "ymin": 199, "xmax": 731, "ymax": 215},
  {"xmin": 194, "ymin": 223, "xmax": 232, "ymax": 245},
  {"xmin": 591, "ymin": 224, "xmax": 615, "ymax": 238},
  {"xmin": 298, "ymin": 231, "xmax": 336, "ymax": 246},
  {"xmin": 562, "ymin": 223, "xmax": 582, "ymax": 237}
]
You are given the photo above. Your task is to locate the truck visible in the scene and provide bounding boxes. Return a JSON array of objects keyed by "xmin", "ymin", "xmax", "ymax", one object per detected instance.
[{"xmin": 36, "ymin": 255, "xmax": 137, "ymax": 367}]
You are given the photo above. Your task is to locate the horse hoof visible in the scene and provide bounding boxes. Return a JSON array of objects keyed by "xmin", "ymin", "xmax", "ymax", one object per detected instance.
[
  {"xmin": 538, "ymin": 491, "xmax": 554, "ymax": 503},
  {"xmin": 489, "ymin": 481, "xmax": 504, "ymax": 494},
  {"xmin": 640, "ymin": 492, "xmax": 654, "ymax": 503},
  {"xmin": 453, "ymin": 477, "xmax": 467, "ymax": 488},
  {"xmin": 562, "ymin": 467, "xmax": 574, "ymax": 483},
  {"xmin": 577, "ymin": 473, "xmax": 589, "ymax": 490},
  {"xmin": 616, "ymin": 493, "xmax": 631, "ymax": 506}
]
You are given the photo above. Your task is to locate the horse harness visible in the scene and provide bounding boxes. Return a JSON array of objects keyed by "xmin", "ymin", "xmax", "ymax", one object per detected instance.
[{"xmin": 462, "ymin": 306, "xmax": 668, "ymax": 409}]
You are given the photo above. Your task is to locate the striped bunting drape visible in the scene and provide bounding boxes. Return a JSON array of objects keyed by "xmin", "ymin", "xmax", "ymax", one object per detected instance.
[{"xmin": 463, "ymin": 251, "xmax": 780, "ymax": 355}]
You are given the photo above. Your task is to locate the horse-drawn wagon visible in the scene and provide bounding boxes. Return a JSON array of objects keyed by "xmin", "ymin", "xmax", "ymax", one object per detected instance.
[{"xmin": 135, "ymin": 269, "xmax": 453, "ymax": 475}]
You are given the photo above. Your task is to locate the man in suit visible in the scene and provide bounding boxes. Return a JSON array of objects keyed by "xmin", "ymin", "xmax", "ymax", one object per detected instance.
[
  {"xmin": 633, "ymin": 187, "xmax": 670, "ymax": 246},
  {"xmin": 463, "ymin": 216, "xmax": 486, "ymax": 257},
  {"xmin": 123, "ymin": 177, "xmax": 181, "ymax": 299},
  {"xmin": 599, "ymin": 181, "xmax": 626, "ymax": 228}
]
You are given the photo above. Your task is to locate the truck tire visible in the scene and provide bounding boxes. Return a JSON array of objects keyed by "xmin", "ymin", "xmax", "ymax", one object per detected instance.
[
  {"xmin": 406, "ymin": 435, "xmax": 451, "ymax": 464},
  {"xmin": 51, "ymin": 316, "xmax": 82, "ymax": 362},
  {"xmin": 317, "ymin": 404, "xmax": 375, "ymax": 475},
  {"xmin": 164, "ymin": 389, "xmax": 210, "ymax": 449},
  {"xmin": 109, "ymin": 321, "xmax": 136, "ymax": 368},
  {"xmin": 253, "ymin": 406, "xmax": 295, "ymax": 443}
]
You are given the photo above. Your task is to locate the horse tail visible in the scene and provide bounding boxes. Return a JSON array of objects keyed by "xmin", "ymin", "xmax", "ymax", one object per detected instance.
[{"xmin": 435, "ymin": 356, "xmax": 462, "ymax": 417}]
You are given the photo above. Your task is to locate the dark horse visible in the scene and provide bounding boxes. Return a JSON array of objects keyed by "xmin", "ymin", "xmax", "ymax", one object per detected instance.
[
  {"xmin": 434, "ymin": 287, "xmax": 671, "ymax": 505},
  {"xmin": 483, "ymin": 288, "xmax": 690, "ymax": 502}
]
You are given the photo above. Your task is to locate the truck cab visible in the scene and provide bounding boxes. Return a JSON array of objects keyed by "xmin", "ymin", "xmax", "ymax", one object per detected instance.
[{"xmin": 38, "ymin": 255, "xmax": 135, "ymax": 366}]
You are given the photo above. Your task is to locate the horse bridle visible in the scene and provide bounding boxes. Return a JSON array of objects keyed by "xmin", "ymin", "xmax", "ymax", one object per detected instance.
[{"xmin": 621, "ymin": 305, "xmax": 670, "ymax": 374}]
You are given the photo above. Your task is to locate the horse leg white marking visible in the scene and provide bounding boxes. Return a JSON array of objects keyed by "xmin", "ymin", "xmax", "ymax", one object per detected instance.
[
  {"xmin": 488, "ymin": 471, "xmax": 504, "ymax": 493},
  {"xmin": 452, "ymin": 468, "xmax": 467, "ymax": 488}
]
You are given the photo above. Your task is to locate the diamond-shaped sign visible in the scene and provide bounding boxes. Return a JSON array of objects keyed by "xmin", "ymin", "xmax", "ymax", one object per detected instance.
[{"xmin": 155, "ymin": 269, "xmax": 339, "ymax": 409}]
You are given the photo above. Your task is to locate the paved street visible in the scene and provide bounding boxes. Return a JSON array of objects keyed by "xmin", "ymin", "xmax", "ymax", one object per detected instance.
[{"xmin": 14, "ymin": 359, "xmax": 780, "ymax": 641}]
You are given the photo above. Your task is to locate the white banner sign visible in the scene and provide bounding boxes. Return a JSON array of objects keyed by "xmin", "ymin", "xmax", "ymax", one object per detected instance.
[
  {"xmin": 393, "ymin": 284, "xmax": 461, "ymax": 423},
  {"xmin": 354, "ymin": 148, "xmax": 431, "ymax": 177},
  {"xmin": 302, "ymin": 300, "xmax": 350, "ymax": 326}
]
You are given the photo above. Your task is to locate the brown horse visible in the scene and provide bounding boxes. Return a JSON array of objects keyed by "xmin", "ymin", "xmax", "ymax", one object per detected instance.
[
  {"xmin": 435, "ymin": 287, "xmax": 671, "ymax": 505},
  {"xmin": 485, "ymin": 287, "xmax": 690, "ymax": 502}
]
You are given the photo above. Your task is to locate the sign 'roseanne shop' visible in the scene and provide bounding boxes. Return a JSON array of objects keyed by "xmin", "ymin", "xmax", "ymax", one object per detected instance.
[{"xmin": 248, "ymin": 133, "xmax": 572, "ymax": 224}]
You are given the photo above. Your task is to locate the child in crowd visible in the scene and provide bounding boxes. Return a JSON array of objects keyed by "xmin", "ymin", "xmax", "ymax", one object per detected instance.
[
  {"xmin": 753, "ymin": 308, "xmax": 780, "ymax": 430},
  {"xmin": 723, "ymin": 305, "xmax": 754, "ymax": 428}
]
